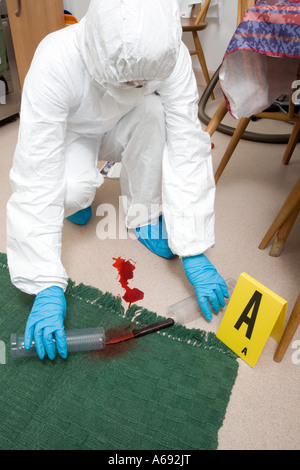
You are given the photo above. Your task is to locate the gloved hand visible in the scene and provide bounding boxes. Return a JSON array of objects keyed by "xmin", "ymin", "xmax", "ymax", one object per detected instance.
[
  {"xmin": 24, "ymin": 286, "xmax": 68, "ymax": 360},
  {"xmin": 182, "ymin": 254, "xmax": 229, "ymax": 321}
]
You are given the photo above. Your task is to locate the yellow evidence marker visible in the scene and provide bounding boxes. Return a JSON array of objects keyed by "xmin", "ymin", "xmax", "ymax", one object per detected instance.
[{"xmin": 217, "ymin": 273, "xmax": 287, "ymax": 367}]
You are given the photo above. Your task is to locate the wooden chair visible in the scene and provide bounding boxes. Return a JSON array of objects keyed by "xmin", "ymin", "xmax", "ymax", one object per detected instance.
[
  {"xmin": 259, "ymin": 178, "xmax": 300, "ymax": 257},
  {"xmin": 205, "ymin": 0, "xmax": 255, "ymax": 135},
  {"xmin": 213, "ymin": 78, "xmax": 300, "ymax": 255},
  {"xmin": 274, "ymin": 293, "xmax": 300, "ymax": 362},
  {"xmin": 214, "ymin": 68, "xmax": 300, "ymax": 184},
  {"xmin": 181, "ymin": 1, "xmax": 214, "ymax": 99},
  {"xmin": 206, "ymin": 0, "xmax": 300, "ymax": 183}
]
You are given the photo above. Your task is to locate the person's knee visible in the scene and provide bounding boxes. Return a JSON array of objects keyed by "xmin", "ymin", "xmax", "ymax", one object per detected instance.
[{"xmin": 64, "ymin": 177, "xmax": 99, "ymax": 217}]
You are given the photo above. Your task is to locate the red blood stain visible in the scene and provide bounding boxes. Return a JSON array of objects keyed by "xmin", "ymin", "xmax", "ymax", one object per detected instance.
[
  {"xmin": 211, "ymin": 142, "xmax": 215, "ymax": 149},
  {"xmin": 112, "ymin": 257, "xmax": 144, "ymax": 307},
  {"xmin": 90, "ymin": 326, "xmax": 136, "ymax": 361}
]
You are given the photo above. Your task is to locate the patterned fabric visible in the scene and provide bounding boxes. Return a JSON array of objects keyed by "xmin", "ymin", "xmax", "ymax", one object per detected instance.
[
  {"xmin": 225, "ymin": 0, "xmax": 300, "ymax": 59},
  {"xmin": 219, "ymin": 1, "xmax": 300, "ymax": 118}
]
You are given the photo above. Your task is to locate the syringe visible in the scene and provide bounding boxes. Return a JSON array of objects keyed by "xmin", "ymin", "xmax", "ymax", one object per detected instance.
[
  {"xmin": 166, "ymin": 278, "xmax": 236, "ymax": 324},
  {"xmin": 10, "ymin": 327, "xmax": 106, "ymax": 360}
]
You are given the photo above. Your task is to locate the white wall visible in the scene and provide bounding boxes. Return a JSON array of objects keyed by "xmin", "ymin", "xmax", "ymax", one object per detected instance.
[
  {"xmin": 63, "ymin": 0, "xmax": 238, "ymax": 73},
  {"xmin": 185, "ymin": 0, "xmax": 238, "ymax": 71}
]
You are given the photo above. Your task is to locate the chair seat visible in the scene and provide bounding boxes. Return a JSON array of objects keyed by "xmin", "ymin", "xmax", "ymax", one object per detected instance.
[{"xmin": 181, "ymin": 17, "xmax": 207, "ymax": 32}]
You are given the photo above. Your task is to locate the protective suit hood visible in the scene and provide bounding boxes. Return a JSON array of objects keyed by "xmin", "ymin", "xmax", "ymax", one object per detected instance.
[{"xmin": 77, "ymin": 0, "xmax": 182, "ymax": 87}]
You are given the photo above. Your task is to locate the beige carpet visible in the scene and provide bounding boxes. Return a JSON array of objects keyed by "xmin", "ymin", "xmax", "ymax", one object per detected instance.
[{"xmin": 0, "ymin": 85, "xmax": 299, "ymax": 449}]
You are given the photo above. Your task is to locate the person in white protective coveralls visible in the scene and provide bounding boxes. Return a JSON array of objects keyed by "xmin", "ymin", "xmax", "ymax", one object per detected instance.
[{"xmin": 6, "ymin": 0, "xmax": 229, "ymax": 360}]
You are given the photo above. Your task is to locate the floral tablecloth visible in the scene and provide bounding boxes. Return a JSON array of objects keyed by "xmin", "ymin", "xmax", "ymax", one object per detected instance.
[{"xmin": 219, "ymin": 0, "xmax": 300, "ymax": 118}]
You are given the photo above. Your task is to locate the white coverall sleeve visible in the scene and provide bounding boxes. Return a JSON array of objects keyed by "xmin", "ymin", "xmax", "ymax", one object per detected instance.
[
  {"xmin": 158, "ymin": 42, "xmax": 216, "ymax": 257},
  {"xmin": 6, "ymin": 35, "xmax": 74, "ymax": 295}
]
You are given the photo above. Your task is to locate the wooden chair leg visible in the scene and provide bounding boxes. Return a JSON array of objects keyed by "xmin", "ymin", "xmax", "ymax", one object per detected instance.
[
  {"xmin": 214, "ymin": 117, "xmax": 251, "ymax": 183},
  {"xmin": 205, "ymin": 98, "xmax": 228, "ymax": 137},
  {"xmin": 193, "ymin": 31, "xmax": 215, "ymax": 100},
  {"xmin": 282, "ymin": 121, "xmax": 300, "ymax": 165},
  {"xmin": 259, "ymin": 178, "xmax": 300, "ymax": 250},
  {"xmin": 274, "ymin": 293, "xmax": 300, "ymax": 363},
  {"xmin": 269, "ymin": 204, "xmax": 300, "ymax": 256}
]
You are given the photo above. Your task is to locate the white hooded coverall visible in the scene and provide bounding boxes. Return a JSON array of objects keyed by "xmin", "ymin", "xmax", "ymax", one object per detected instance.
[{"xmin": 6, "ymin": 0, "xmax": 216, "ymax": 296}]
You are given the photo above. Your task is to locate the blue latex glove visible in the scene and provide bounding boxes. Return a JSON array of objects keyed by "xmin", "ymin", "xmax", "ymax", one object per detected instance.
[
  {"xmin": 24, "ymin": 286, "xmax": 67, "ymax": 360},
  {"xmin": 182, "ymin": 254, "xmax": 229, "ymax": 321}
]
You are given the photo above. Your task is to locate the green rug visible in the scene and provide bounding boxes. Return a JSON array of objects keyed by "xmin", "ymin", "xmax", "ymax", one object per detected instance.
[{"xmin": 0, "ymin": 253, "xmax": 238, "ymax": 450}]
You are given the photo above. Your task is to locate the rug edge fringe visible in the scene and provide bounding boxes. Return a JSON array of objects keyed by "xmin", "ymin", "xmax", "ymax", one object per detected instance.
[{"xmin": 0, "ymin": 252, "xmax": 237, "ymax": 359}]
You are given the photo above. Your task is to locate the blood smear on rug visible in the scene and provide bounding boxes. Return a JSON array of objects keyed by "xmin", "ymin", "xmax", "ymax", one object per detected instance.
[
  {"xmin": 90, "ymin": 325, "xmax": 137, "ymax": 361},
  {"xmin": 112, "ymin": 257, "xmax": 144, "ymax": 307}
]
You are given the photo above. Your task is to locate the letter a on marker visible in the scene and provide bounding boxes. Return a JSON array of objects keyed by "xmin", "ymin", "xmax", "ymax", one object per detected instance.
[
  {"xmin": 234, "ymin": 290, "xmax": 262, "ymax": 340},
  {"xmin": 216, "ymin": 273, "xmax": 287, "ymax": 367}
]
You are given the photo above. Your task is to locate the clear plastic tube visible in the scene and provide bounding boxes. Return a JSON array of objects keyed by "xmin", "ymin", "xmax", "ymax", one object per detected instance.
[
  {"xmin": 10, "ymin": 327, "xmax": 106, "ymax": 360},
  {"xmin": 166, "ymin": 278, "xmax": 236, "ymax": 324}
]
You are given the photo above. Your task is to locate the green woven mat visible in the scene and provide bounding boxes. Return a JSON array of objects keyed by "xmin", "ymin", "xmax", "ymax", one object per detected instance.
[{"xmin": 0, "ymin": 253, "xmax": 238, "ymax": 450}]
